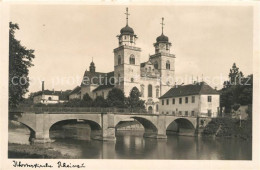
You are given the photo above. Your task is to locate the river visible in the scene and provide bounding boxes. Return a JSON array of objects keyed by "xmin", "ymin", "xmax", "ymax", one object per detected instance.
[{"xmin": 8, "ymin": 126, "xmax": 252, "ymax": 160}]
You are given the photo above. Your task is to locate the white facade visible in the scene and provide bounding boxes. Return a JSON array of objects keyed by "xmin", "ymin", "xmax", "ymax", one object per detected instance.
[
  {"xmin": 33, "ymin": 94, "xmax": 60, "ymax": 104},
  {"xmin": 159, "ymin": 94, "xmax": 220, "ymax": 118}
]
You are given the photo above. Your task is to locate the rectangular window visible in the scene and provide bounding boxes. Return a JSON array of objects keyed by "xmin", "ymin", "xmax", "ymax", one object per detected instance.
[
  {"xmin": 172, "ymin": 98, "xmax": 175, "ymax": 104},
  {"xmin": 185, "ymin": 97, "xmax": 188, "ymax": 103},
  {"xmin": 179, "ymin": 111, "xmax": 182, "ymax": 116},
  {"xmin": 191, "ymin": 111, "xmax": 195, "ymax": 116},
  {"xmin": 162, "ymin": 100, "xmax": 164, "ymax": 105},
  {"xmin": 166, "ymin": 112, "xmax": 169, "ymax": 115},
  {"xmin": 208, "ymin": 96, "xmax": 212, "ymax": 102},
  {"xmin": 185, "ymin": 111, "xmax": 188, "ymax": 116},
  {"xmin": 172, "ymin": 111, "xmax": 175, "ymax": 116},
  {"xmin": 208, "ymin": 110, "xmax": 212, "ymax": 117},
  {"xmin": 179, "ymin": 98, "xmax": 182, "ymax": 104},
  {"xmin": 192, "ymin": 96, "xmax": 195, "ymax": 103},
  {"xmin": 166, "ymin": 99, "xmax": 169, "ymax": 105}
]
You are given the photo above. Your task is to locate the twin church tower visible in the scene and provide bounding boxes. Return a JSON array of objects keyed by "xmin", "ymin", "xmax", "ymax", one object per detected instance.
[{"xmin": 80, "ymin": 8, "xmax": 175, "ymax": 113}]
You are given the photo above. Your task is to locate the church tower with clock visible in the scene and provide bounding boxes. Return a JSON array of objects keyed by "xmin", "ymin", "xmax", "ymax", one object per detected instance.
[
  {"xmin": 150, "ymin": 17, "xmax": 175, "ymax": 96},
  {"xmin": 79, "ymin": 8, "xmax": 175, "ymax": 113},
  {"xmin": 113, "ymin": 8, "xmax": 141, "ymax": 96}
]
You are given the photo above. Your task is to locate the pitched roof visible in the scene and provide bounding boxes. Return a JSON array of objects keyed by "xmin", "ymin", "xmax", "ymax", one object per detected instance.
[
  {"xmin": 92, "ymin": 72, "xmax": 115, "ymax": 92},
  {"xmin": 70, "ymin": 86, "xmax": 81, "ymax": 95},
  {"xmin": 81, "ymin": 71, "xmax": 114, "ymax": 86},
  {"xmin": 159, "ymin": 82, "xmax": 219, "ymax": 99},
  {"xmin": 92, "ymin": 84, "xmax": 114, "ymax": 92}
]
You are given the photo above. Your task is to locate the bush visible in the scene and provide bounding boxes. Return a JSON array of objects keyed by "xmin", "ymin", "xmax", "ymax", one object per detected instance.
[{"xmin": 202, "ymin": 117, "xmax": 252, "ymax": 139}]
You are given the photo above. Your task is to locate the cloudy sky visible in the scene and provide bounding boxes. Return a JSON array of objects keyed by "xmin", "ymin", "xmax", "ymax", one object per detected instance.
[{"xmin": 10, "ymin": 5, "xmax": 253, "ymax": 94}]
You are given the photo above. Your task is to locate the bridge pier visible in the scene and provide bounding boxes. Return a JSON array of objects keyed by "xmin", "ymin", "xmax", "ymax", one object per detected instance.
[
  {"xmin": 101, "ymin": 113, "xmax": 116, "ymax": 141},
  {"xmin": 31, "ymin": 114, "xmax": 52, "ymax": 143}
]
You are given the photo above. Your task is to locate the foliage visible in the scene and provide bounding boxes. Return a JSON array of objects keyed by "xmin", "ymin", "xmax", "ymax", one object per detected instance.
[
  {"xmin": 220, "ymin": 63, "xmax": 253, "ymax": 113},
  {"xmin": 92, "ymin": 96, "xmax": 107, "ymax": 107},
  {"xmin": 202, "ymin": 118, "xmax": 252, "ymax": 139},
  {"xmin": 63, "ymin": 99, "xmax": 87, "ymax": 107},
  {"xmin": 126, "ymin": 87, "xmax": 145, "ymax": 109},
  {"xmin": 232, "ymin": 104, "xmax": 240, "ymax": 111},
  {"xmin": 82, "ymin": 93, "xmax": 93, "ymax": 107},
  {"xmin": 106, "ymin": 88, "xmax": 126, "ymax": 108},
  {"xmin": 9, "ymin": 22, "xmax": 35, "ymax": 108}
]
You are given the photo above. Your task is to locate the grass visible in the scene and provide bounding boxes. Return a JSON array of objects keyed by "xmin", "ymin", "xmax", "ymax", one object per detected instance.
[{"xmin": 8, "ymin": 143, "xmax": 75, "ymax": 159}]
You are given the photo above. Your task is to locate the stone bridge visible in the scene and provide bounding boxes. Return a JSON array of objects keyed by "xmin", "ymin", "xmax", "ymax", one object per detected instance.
[{"xmin": 10, "ymin": 112, "xmax": 210, "ymax": 143}]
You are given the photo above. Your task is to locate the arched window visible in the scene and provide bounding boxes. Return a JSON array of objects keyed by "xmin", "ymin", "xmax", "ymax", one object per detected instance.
[
  {"xmin": 118, "ymin": 55, "xmax": 121, "ymax": 65},
  {"xmin": 156, "ymin": 88, "xmax": 159, "ymax": 98},
  {"xmin": 129, "ymin": 55, "xmax": 135, "ymax": 65},
  {"xmin": 141, "ymin": 84, "xmax": 144, "ymax": 97},
  {"xmin": 148, "ymin": 84, "xmax": 152, "ymax": 97},
  {"xmin": 48, "ymin": 97, "xmax": 52, "ymax": 100},
  {"xmin": 154, "ymin": 61, "xmax": 158, "ymax": 69},
  {"xmin": 166, "ymin": 60, "xmax": 170, "ymax": 70},
  {"xmin": 156, "ymin": 104, "xmax": 159, "ymax": 112},
  {"xmin": 148, "ymin": 106, "xmax": 153, "ymax": 114}
]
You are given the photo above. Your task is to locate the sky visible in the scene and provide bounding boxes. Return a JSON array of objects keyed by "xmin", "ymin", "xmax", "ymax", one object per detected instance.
[{"xmin": 10, "ymin": 5, "xmax": 253, "ymax": 95}]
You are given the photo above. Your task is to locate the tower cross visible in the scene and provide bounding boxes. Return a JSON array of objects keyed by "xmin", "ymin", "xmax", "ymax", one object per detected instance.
[
  {"xmin": 125, "ymin": 7, "xmax": 130, "ymax": 25},
  {"xmin": 160, "ymin": 17, "xmax": 165, "ymax": 34}
]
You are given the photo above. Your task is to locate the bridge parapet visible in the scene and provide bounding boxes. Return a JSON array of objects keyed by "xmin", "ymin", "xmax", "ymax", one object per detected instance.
[{"xmin": 10, "ymin": 107, "xmax": 149, "ymax": 114}]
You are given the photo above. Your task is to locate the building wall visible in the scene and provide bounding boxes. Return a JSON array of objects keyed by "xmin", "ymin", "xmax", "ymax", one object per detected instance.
[
  {"xmin": 159, "ymin": 95, "xmax": 200, "ymax": 116},
  {"xmin": 94, "ymin": 88, "xmax": 113, "ymax": 99},
  {"xmin": 150, "ymin": 55, "xmax": 175, "ymax": 96},
  {"xmin": 33, "ymin": 94, "xmax": 60, "ymax": 104},
  {"xmin": 81, "ymin": 84, "xmax": 99, "ymax": 99},
  {"xmin": 200, "ymin": 94, "xmax": 220, "ymax": 117},
  {"xmin": 159, "ymin": 94, "xmax": 219, "ymax": 117}
]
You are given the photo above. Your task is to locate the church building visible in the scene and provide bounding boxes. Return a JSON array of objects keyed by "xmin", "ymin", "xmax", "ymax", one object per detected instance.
[{"xmin": 74, "ymin": 8, "xmax": 175, "ymax": 113}]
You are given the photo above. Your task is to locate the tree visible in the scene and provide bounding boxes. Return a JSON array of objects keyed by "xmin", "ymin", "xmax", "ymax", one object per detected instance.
[
  {"xmin": 106, "ymin": 88, "xmax": 125, "ymax": 108},
  {"xmin": 220, "ymin": 63, "xmax": 253, "ymax": 114},
  {"xmin": 126, "ymin": 87, "xmax": 145, "ymax": 109},
  {"xmin": 82, "ymin": 93, "xmax": 93, "ymax": 107},
  {"xmin": 92, "ymin": 96, "xmax": 107, "ymax": 107},
  {"xmin": 9, "ymin": 22, "xmax": 35, "ymax": 108}
]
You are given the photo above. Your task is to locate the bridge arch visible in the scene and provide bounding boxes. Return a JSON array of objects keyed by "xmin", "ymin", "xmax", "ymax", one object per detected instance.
[
  {"xmin": 48, "ymin": 118, "xmax": 102, "ymax": 140},
  {"xmin": 166, "ymin": 118, "xmax": 196, "ymax": 135},
  {"xmin": 11, "ymin": 120, "xmax": 36, "ymax": 141},
  {"xmin": 49, "ymin": 119, "xmax": 102, "ymax": 131},
  {"xmin": 114, "ymin": 115, "xmax": 158, "ymax": 134}
]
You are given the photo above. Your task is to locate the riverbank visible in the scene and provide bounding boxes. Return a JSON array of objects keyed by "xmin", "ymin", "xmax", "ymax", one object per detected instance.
[
  {"xmin": 202, "ymin": 118, "xmax": 252, "ymax": 140},
  {"xmin": 8, "ymin": 143, "xmax": 75, "ymax": 159}
]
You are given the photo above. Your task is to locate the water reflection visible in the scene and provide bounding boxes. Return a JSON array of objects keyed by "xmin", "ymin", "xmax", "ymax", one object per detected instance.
[{"xmin": 8, "ymin": 127, "xmax": 252, "ymax": 160}]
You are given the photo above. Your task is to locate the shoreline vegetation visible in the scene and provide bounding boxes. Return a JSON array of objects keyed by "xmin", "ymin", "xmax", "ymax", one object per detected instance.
[
  {"xmin": 8, "ymin": 143, "xmax": 75, "ymax": 159},
  {"xmin": 202, "ymin": 118, "xmax": 252, "ymax": 140}
]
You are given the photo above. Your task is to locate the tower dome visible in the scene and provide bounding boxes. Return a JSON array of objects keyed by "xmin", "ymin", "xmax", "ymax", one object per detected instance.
[
  {"xmin": 156, "ymin": 34, "xmax": 169, "ymax": 43},
  {"xmin": 120, "ymin": 25, "xmax": 134, "ymax": 35},
  {"xmin": 117, "ymin": 7, "xmax": 137, "ymax": 46}
]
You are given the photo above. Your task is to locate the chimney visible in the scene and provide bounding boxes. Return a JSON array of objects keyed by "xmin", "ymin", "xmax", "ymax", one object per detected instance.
[{"xmin": 42, "ymin": 81, "xmax": 44, "ymax": 92}]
